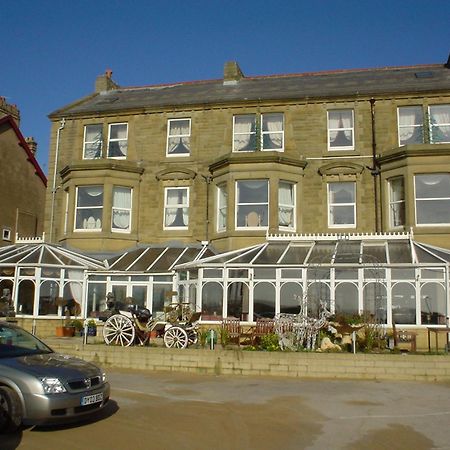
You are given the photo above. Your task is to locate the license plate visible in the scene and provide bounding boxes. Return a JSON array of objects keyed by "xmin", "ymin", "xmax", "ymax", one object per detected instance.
[{"xmin": 81, "ymin": 393, "xmax": 103, "ymax": 406}]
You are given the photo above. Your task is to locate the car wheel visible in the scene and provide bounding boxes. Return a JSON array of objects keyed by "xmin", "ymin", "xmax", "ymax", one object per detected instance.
[{"xmin": 0, "ymin": 386, "xmax": 22, "ymax": 433}]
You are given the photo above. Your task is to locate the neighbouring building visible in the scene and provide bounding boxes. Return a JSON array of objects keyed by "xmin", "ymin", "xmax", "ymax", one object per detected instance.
[
  {"xmin": 2, "ymin": 56, "xmax": 450, "ymax": 340},
  {"xmin": 0, "ymin": 97, "xmax": 47, "ymax": 246}
]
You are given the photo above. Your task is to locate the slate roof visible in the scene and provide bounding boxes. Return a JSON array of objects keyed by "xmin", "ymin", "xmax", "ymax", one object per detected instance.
[{"xmin": 50, "ymin": 63, "xmax": 450, "ymax": 118}]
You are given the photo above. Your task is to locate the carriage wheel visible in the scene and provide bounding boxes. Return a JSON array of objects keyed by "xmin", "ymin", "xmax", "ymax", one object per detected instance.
[
  {"xmin": 187, "ymin": 329, "xmax": 198, "ymax": 346},
  {"xmin": 163, "ymin": 326, "xmax": 188, "ymax": 349},
  {"xmin": 103, "ymin": 314, "xmax": 135, "ymax": 346}
]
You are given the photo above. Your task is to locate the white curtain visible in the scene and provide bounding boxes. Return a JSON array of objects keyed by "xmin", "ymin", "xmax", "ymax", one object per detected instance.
[
  {"xmin": 278, "ymin": 183, "xmax": 293, "ymax": 226},
  {"xmin": 168, "ymin": 120, "xmax": 190, "ymax": 153},
  {"xmin": 264, "ymin": 114, "xmax": 283, "ymax": 148},
  {"xmin": 165, "ymin": 189, "xmax": 187, "ymax": 226},
  {"xmin": 112, "ymin": 188, "xmax": 131, "ymax": 229},
  {"xmin": 399, "ymin": 107, "xmax": 422, "ymax": 143},
  {"xmin": 234, "ymin": 116, "xmax": 254, "ymax": 151},
  {"xmin": 85, "ymin": 186, "xmax": 103, "ymax": 198},
  {"xmin": 329, "ymin": 111, "xmax": 353, "ymax": 146},
  {"xmin": 430, "ymin": 105, "xmax": 450, "ymax": 142}
]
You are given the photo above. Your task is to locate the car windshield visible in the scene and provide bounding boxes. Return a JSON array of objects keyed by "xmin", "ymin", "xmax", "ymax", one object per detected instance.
[{"xmin": 0, "ymin": 323, "xmax": 53, "ymax": 358}]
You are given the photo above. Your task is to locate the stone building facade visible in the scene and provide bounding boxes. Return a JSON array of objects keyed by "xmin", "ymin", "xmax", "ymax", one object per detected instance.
[{"xmin": 45, "ymin": 58, "xmax": 450, "ymax": 254}]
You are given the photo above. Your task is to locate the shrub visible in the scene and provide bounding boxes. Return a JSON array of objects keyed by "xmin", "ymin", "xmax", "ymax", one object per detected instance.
[{"xmin": 260, "ymin": 333, "xmax": 280, "ymax": 351}]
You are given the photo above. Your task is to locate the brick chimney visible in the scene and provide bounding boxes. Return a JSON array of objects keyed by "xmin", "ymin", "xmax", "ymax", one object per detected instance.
[
  {"xmin": 25, "ymin": 137, "xmax": 37, "ymax": 156},
  {"xmin": 223, "ymin": 61, "xmax": 244, "ymax": 85},
  {"xmin": 95, "ymin": 68, "xmax": 119, "ymax": 92}
]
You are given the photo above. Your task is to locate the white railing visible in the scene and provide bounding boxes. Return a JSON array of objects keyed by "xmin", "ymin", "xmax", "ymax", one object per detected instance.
[
  {"xmin": 266, "ymin": 230, "xmax": 411, "ymax": 242},
  {"xmin": 15, "ymin": 232, "xmax": 45, "ymax": 244}
]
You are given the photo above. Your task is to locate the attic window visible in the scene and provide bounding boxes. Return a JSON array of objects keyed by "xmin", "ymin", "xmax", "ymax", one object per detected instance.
[
  {"xmin": 415, "ymin": 71, "xmax": 433, "ymax": 79},
  {"xmin": 2, "ymin": 229, "xmax": 11, "ymax": 241}
]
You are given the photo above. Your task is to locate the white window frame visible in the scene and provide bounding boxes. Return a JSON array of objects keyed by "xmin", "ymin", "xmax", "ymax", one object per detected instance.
[
  {"xmin": 2, "ymin": 228, "xmax": 11, "ymax": 241},
  {"xmin": 111, "ymin": 186, "xmax": 132, "ymax": 233},
  {"xmin": 235, "ymin": 180, "xmax": 269, "ymax": 230},
  {"xmin": 327, "ymin": 182, "xmax": 356, "ymax": 228},
  {"xmin": 278, "ymin": 181, "xmax": 296, "ymax": 230},
  {"xmin": 414, "ymin": 174, "xmax": 450, "ymax": 226},
  {"xmin": 163, "ymin": 187, "xmax": 189, "ymax": 230},
  {"xmin": 327, "ymin": 109, "xmax": 354, "ymax": 151},
  {"xmin": 74, "ymin": 186, "xmax": 103, "ymax": 232},
  {"xmin": 233, "ymin": 114, "xmax": 256, "ymax": 152},
  {"xmin": 397, "ymin": 106, "xmax": 424, "ymax": 146},
  {"xmin": 107, "ymin": 123, "xmax": 128, "ymax": 159},
  {"xmin": 217, "ymin": 184, "xmax": 227, "ymax": 233},
  {"xmin": 166, "ymin": 118, "xmax": 191, "ymax": 157},
  {"xmin": 388, "ymin": 177, "xmax": 405, "ymax": 228},
  {"xmin": 261, "ymin": 113, "xmax": 284, "ymax": 151},
  {"xmin": 429, "ymin": 104, "xmax": 450, "ymax": 144},
  {"xmin": 83, "ymin": 124, "xmax": 103, "ymax": 159}
]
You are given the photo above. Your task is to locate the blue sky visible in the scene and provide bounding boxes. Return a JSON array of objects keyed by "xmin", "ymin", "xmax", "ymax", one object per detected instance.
[{"xmin": 2, "ymin": 0, "xmax": 450, "ymax": 175}]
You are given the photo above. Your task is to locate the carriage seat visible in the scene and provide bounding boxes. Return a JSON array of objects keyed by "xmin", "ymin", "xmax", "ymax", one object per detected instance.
[{"xmin": 128, "ymin": 305, "xmax": 152, "ymax": 322}]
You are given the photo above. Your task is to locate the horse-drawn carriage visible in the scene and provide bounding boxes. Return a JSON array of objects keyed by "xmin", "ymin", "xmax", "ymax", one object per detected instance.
[{"xmin": 101, "ymin": 300, "xmax": 201, "ymax": 349}]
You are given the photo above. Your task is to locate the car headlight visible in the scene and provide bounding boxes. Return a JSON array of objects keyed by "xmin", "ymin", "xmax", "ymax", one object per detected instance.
[{"xmin": 40, "ymin": 377, "xmax": 67, "ymax": 394}]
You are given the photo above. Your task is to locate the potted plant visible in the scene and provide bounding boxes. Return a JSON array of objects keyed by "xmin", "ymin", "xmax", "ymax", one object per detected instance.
[
  {"xmin": 86, "ymin": 319, "xmax": 97, "ymax": 336},
  {"xmin": 55, "ymin": 299, "xmax": 76, "ymax": 337},
  {"xmin": 68, "ymin": 319, "xmax": 84, "ymax": 336}
]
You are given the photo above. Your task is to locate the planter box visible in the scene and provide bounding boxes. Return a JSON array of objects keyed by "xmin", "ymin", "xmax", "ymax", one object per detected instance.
[{"xmin": 55, "ymin": 326, "xmax": 75, "ymax": 337}]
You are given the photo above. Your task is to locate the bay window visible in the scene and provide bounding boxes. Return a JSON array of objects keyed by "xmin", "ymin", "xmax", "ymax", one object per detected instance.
[
  {"xmin": 167, "ymin": 119, "xmax": 191, "ymax": 156},
  {"xmin": 389, "ymin": 177, "xmax": 405, "ymax": 228},
  {"xmin": 112, "ymin": 187, "xmax": 132, "ymax": 232},
  {"xmin": 328, "ymin": 182, "xmax": 356, "ymax": 227},
  {"xmin": 75, "ymin": 186, "xmax": 103, "ymax": 231},
  {"xmin": 278, "ymin": 181, "xmax": 295, "ymax": 229},
  {"xmin": 327, "ymin": 109, "xmax": 354, "ymax": 150},
  {"xmin": 217, "ymin": 184, "xmax": 227, "ymax": 232},
  {"xmin": 164, "ymin": 187, "xmax": 189, "ymax": 229},
  {"xmin": 415, "ymin": 174, "xmax": 450, "ymax": 225},
  {"xmin": 236, "ymin": 180, "xmax": 268, "ymax": 228}
]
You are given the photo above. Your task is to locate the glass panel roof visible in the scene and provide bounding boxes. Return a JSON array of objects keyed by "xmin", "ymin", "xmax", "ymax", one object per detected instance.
[
  {"xmin": 108, "ymin": 245, "xmax": 213, "ymax": 272},
  {"xmin": 229, "ymin": 247, "xmax": 265, "ymax": 264},
  {"xmin": 307, "ymin": 242, "xmax": 336, "ymax": 264},
  {"xmin": 334, "ymin": 241, "xmax": 361, "ymax": 263},
  {"xmin": 0, "ymin": 244, "xmax": 104, "ymax": 269},
  {"xmin": 362, "ymin": 244, "xmax": 387, "ymax": 264},
  {"xmin": 388, "ymin": 241, "xmax": 412, "ymax": 263},
  {"xmin": 151, "ymin": 248, "xmax": 184, "ymax": 272},
  {"xmin": 282, "ymin": 244, "xmax": 312, "ymax": 264},
  {"xmin": 253, "ymin": 243, "xmax": 287, "ymax": 264}
]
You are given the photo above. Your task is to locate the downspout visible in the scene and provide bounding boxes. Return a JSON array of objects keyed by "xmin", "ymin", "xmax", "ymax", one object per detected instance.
[
  {"xmin": 201, "ymin": 175, "xmax": 212, "ymax": 242},
  {"xmin": 369, "ymin": 99, "xmax": 381, "ymax": 232},
  {"xmin": 49, "ymin": 118, "xmax": 66, "ymax": 243}
]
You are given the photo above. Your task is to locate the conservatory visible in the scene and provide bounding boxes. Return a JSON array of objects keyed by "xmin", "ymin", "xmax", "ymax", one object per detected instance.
[
  {"xmin": 176, "ymin": 232, "xmax": 450, "ymax": 328},
  {"xmin": 0, "ymin": 237, "xmax": 213, "ymax": 321}
]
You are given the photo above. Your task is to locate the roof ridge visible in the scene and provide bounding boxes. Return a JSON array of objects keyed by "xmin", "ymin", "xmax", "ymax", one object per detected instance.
[{"xmin": 115, "ymin": 63, "xmax": 443, "ymax": 91}]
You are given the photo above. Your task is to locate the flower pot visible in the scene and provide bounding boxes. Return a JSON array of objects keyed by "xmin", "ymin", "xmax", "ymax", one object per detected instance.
[{"xmin": 56, "ymin": 326, "xmax": 75, "ymax": 337}]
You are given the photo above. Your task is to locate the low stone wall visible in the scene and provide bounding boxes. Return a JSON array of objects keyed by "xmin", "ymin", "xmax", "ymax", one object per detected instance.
[{"xmin": 47, "ymin": 339, "xmax": 450, "ymax": 382}]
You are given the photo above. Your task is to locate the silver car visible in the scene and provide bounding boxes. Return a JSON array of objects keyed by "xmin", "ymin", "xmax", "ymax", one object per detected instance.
[{"xmin": 0, "ymin": 321, "xmax": 110, "ymax": 432}]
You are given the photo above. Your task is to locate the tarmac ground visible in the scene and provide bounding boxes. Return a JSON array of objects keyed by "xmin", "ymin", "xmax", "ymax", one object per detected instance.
[{"xmin": 2, "ymin": 369, "xmax": 450, "ymax": 450}]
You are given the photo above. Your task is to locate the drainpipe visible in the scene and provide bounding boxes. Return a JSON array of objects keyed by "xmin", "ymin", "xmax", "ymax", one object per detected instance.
[
  {"xmin": 201, "ymin": 175, "xmax": 212, "ymax": 242},
  {"xmin": 49, "ymin": 118, "xmax": 66, "ymax": 243},
  {"xmin": 369, "ymin": 99, "xmax": 381, "ymax": 232}
]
